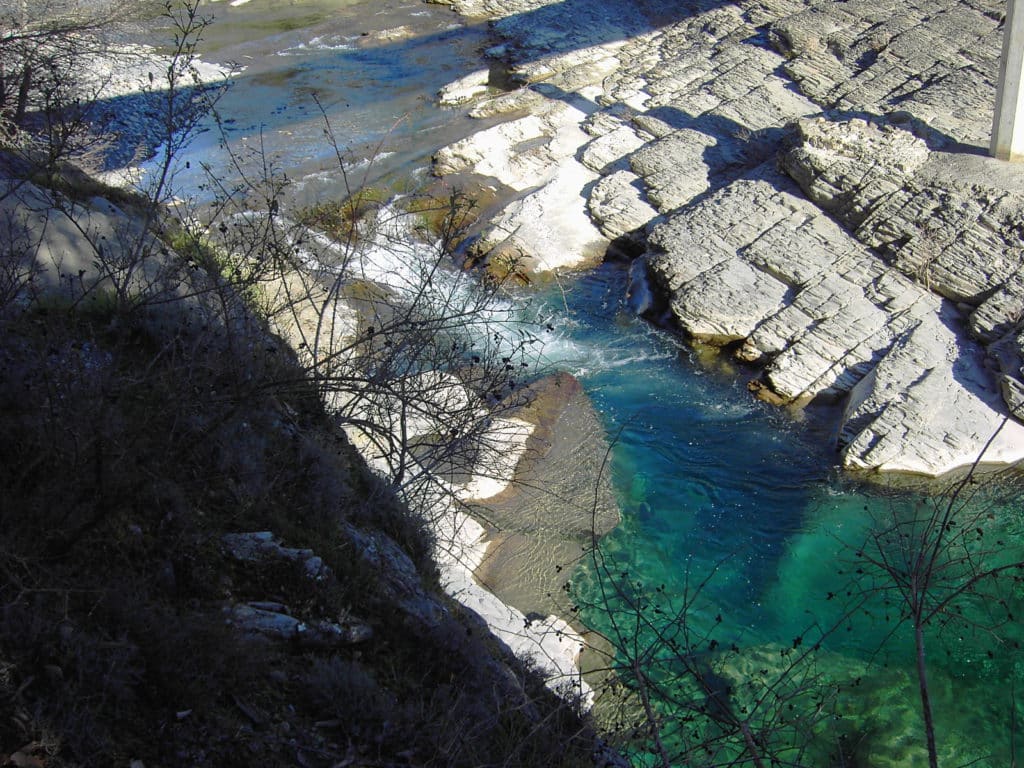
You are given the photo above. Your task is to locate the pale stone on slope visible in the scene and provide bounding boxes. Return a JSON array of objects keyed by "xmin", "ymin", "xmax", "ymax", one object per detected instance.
[
  {"xmin": 0, "ymin": 180, "xmax": 173, "ymax": 302},
  {"xmin": 441, "ymin": 562, "xmax": 591, "ymax": 704},
  {"xmin": 587, "ymin": 170, "xmax": 659, "ymax": 240},
  {"xmin": 265, "ymin": 270, "xmax": 358, "ymax": 356},
  {"xmin": 841, "ymin": 307, "xmax": 1024, "ymax": 475},
  {"xmin": 479, "ymin": 158, "xmax": 606, "ymax": 272}
]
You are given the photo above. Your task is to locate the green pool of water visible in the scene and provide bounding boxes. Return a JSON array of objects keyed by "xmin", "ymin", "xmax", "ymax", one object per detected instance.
[{"xmin": 551, "ymin": 264, "xmax": 1024, "ymax": 767}]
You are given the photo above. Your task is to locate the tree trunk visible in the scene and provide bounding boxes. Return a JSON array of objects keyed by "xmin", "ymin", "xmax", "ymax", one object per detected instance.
[
  {"xmin": 15, "ymin": 64, "xmax": 32, "ymax": 126},
  {"xmin": 0, "ymin": 60, "xmax": 8, "ymax": 116},
  {"xmin": 915, "ymin": 621, "xmax": 939, "ymax": 768}
]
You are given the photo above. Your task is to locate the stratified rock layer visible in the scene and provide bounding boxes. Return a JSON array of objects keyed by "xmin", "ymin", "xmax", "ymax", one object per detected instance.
[{"xmin": 430, "ymin": 0, "xmax": 1024, "ymax": 475}]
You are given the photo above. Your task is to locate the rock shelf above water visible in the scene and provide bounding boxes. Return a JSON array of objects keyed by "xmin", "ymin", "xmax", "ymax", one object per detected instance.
[{"xmin": 430, "ymin": 0, "xmax": 1024, "ymax": 476}]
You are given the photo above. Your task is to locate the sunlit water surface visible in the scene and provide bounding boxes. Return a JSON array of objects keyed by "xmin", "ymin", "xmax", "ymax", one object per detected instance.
[{"xmin": 549, "ymin": 265, "xmax": 1024, "ymax": 767}]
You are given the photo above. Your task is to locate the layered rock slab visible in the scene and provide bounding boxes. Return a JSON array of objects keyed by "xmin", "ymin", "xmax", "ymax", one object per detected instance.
[
  {"xmin": 782, "ymin": 114, "xmax": 1024, "ymax": 432},
  {"xmin": 432, "ymin": 0, "xmax": 1024, "ymax": 475},
  {"xmin": 770, "ymin": 0, "xmax": 1004, "ymax": 145},
  {"xmin": 644, "ymin": 160, "xmax": 1023, "ymax": 474},
  {"xmin": 841, "ymin": 306, "xmax": 1024, "ymax": 475}
]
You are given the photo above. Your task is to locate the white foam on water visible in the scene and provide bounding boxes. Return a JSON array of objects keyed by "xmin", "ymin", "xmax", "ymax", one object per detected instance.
[
  {"xmin": 278, "ymin": 35, "xmax": 357, "ymax": 55},
  {"xmin": 361, "ymin": 233, "xmax": 661, "ymax": 376}
]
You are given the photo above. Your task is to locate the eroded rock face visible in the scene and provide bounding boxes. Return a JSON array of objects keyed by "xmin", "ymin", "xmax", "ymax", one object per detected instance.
[
  {"xmin": 431, "ymin": 0, "xmax": 1024, "ymax": 475},
  {"xmin": 782, "ymin": 114, "xmax": 1024, "ymax": 432}
]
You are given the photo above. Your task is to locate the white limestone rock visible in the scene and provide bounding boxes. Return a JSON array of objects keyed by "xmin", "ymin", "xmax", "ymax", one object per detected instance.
[
  {"xmin": 586, "ymin": 170, "xmax": 659, "ymax": 240},
  {"xmin": 782, "ymin": 115, "xmax": 930, "ymax": 228},
  {"xmin": 438, "ymin": 69, "xmax": 492, "ymax": 106},
  {"xmin": 841, "ymin": 306, "xmax": 1024, "ymax": 475},
  {"xmin": 642, "ymin": 172, "xmax": 799, "ymax": 345},
  {"xmin": 434, "ymin": 98, "xmax": 593, "ymax": 194},
  {"xmin": 432, "ymin": 114, "xmax": 549, "ymax": 190},
  {"xmin": 580, "ymin": 124, "xmax": 650, "ymax": 174},
  {"xmin": 435, "ymin": 0, "xmax": 1024, "ymax": 477},
  {"xmin": 478, "ymin": 158, "xmax": 607, "ymax": 273},
  {"xmin": 468, "ymin": 87, "xmax": 549, "ymax": 119},
  {"xmin": 763, "ymin": 275, "xmax": 892, "ymax": 402},
  {"xmin": 630, "ymin": 129, "xmax": 721, "ymax": 211},
  {"xmin": 644, "ymin": 159, "xmax": 1024, "ymax": 473},
  {"xmin": 437, "ymin": 81, "xmax": 612, "ymax": 274},
  {"xmin": 773, "ymin": 0, "xmax": 1002, "ymax": 146},
  {"xmin": 670, "ymin": 257, "xmax": 790, "ymax": 344},
  {"xmin": 783, "ymin": 114, "xmax": 1024, "ymax": 418}
]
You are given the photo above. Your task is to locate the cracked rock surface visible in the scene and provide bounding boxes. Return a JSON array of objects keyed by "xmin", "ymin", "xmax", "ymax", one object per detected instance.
[{"xmin": 430, "ymin": 0, "xmax": 1024, "ymax": 475}]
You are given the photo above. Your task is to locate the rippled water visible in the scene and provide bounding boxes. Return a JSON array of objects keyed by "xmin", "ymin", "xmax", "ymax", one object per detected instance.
[
  {"xmin": 156, "ymin": 1, "xmax": 1024, "ymax": 764},
  {"xmin": 552, "ymin": 265, "xmax": 1024, "ymax": 766},
  {"xmin": 144, "ymin": 0, "xmax": 499, "ymax": 204}
]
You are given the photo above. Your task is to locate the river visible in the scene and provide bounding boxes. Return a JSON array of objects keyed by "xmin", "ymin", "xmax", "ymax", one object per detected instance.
[{"xmin": 138, "ymin": 1, "xmax": 1024, "ymax": 764}]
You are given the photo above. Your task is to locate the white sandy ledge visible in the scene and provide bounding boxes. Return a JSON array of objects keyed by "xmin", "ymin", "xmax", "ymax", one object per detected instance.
[
  {"xmin": 441, "ymin": 417, "xmax": 593, "ymax": 707},
  {"xmin": 342, "ymin": 411, "xmax": 593, "ymax": 707}
]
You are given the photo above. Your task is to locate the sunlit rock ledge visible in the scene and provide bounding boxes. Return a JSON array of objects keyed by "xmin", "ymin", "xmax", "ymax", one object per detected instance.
[{"xmin": 429, "ymin": 0, "xmax": 1024, "ymax": 477}]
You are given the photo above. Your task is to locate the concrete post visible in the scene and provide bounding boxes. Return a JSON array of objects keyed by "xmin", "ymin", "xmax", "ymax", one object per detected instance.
[{"xmin": 992, "ymin": 0, "xmax": 1024, "ymax": 161}]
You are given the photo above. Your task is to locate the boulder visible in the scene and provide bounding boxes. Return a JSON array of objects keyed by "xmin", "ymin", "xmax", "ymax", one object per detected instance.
[
  {"xmin": 224, "ymin": 603, "xmax": 374, "ymax": 648},
  {"xmin": 841, "ymin": 306, "xmax": 1024, "ymax": 475},
  {"xmin": 586, "ymin": 170, "xmax": 659, "ymax": 240}
]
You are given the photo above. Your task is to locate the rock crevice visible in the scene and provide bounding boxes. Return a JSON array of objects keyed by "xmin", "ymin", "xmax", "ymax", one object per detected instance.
[{"xmin": 430, "ymin": 0, "xmax": 1024, "ymax": 475}]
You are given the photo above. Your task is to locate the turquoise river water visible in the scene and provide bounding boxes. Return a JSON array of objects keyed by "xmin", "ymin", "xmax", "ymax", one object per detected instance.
[{"xmin": 143, "ymin": 1, "xmax": 1024, "ymax": 764}]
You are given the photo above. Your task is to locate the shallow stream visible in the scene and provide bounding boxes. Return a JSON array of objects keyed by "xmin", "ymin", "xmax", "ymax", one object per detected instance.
[{"xmin": 146, "ymin": 1, "xmax": 1024, "ymax": 764}]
